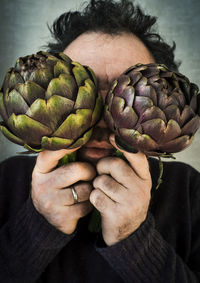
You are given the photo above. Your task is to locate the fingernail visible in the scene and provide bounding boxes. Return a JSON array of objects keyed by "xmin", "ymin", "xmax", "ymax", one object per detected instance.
[{"xmin": 115, "ymin": 136, "xmax": 138, "ymax": 153}]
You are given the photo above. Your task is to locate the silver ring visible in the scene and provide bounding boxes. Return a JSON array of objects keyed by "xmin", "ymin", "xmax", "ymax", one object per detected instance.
[{"xmin": 71, "ymin": 186, "xmax": 78, "ymax": 204}]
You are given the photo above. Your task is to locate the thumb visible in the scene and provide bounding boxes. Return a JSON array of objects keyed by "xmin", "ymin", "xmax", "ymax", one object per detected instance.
[
  {"xmin": 109, "ymin": 134, "xmax": 150, "ymax": 180},
  {"xmin": 35, "ymin": 147, "xmax": 80, "ymax": 174}
]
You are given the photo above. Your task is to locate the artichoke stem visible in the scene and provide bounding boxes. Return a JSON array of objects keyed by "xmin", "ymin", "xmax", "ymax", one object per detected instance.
[
  {"xmin": 56, "ymin": 151, "xmax": 102, "ymax": 233},
  {"xmin": 156, "ymin": 157, "xmax": 163, "ymax": 190},
  {"xmin": 57, "ymin": 151, "xmax": 77, "ymax": 167}
]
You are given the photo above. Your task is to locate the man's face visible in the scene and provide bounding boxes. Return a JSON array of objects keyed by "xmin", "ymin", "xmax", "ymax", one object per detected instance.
[{"xmin": 64, "ymin": 32, "xmax": 154, "ymax": 163}]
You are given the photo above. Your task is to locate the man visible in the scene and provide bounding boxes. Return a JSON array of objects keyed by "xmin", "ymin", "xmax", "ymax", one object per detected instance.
[{"xmin": 0, "ymin": 0, "xmax": 200, "ymax": 282}]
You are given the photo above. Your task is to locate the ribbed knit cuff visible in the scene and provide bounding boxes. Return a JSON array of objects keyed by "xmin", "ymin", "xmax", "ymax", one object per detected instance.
[
  {"xmin": 0, "ymin": 197, "xmax": 76, "ymax": 281},
  {"xmin": 96, "ymin": 214, "xmax": 170, "ymax": 283}
]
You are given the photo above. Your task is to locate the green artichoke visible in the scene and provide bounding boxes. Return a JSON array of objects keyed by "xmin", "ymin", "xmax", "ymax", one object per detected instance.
[
  {"xmin": 104, "ymin": 63, "xmax": 200, "ymax": 157},
  {"xmin": 0, "ymin": 51, "xmax": 102, "ymax": 152}
]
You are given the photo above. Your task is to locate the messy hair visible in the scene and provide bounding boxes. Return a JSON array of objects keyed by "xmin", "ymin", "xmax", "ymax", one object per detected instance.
[{"xmin": 46, "ymin": 0, "xmax": 179, "ymax": 71}]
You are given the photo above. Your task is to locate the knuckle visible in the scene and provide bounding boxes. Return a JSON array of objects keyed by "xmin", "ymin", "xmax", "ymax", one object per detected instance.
[
  {"xmin": 97, "ymin": 156, "xmax": 123, "ymax": 169},
  {"xmin": 93, "ymin": 176, "xmax": 100, "ymax": 188},
  {"xmin": 93, "ymin": 174, "xmax": 110, "ymax": 188},
  {"xmin": 74, "ymin": 162, "xmax": 96, "ymax": 180},
  {"xmin": 110, "ymin": 156, "xmax": 124, "ymax": 167},
  {"xmin": 90, "ymin": 189, "xmax": 106, "ymax": 210},
  {"xmin": 100, "ymin": 174, "xmax": 110, "ymax": 185},
  {"xmin": 77, "ymin": 183, "xmax": 92, "ymax": 200}
]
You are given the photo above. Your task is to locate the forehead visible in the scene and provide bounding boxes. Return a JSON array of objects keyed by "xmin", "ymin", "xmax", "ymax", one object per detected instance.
[{"xmin": 64, "ymin": 32, "xmax": 154, "ymax": 84}]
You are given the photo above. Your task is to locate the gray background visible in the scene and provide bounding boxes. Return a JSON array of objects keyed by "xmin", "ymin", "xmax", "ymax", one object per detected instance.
[{"xmin": 0, "ymin": 0, "xmax": 200, "ymax": 170}]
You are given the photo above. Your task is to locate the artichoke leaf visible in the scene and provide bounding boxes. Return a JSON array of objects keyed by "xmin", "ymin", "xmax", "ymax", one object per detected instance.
[
  {"xmin": 41, "ymin": 136, "xmax": 74, "ymax": 150},
  {"xmin": 52, "ymin": 109, "xmax": 92, "ymax": 139},
  {"xmin": 179, "ymin": 105, "xmax": 195, "ymax": 127},
  {"xmin": 170, "ymin": 91, "xmax": 185, "ymax": 108},
  {"xmin": 104, "ymin": 105, "xmax": 115, "ymax": 132},
  {"xmin": 69, "ymin": 128, "xmax": 93, "ymax": 149},
  {"xmin": 91, "ymin": 94, "xmax": 103, "ymax": 126},
  {"xmin": 133, "ymin": 96, "xmax": 153, "ymax": 116},
  {"xmin": 106, "ymin": 90, "xmax": 114, "ymax": 110},
  {"xmin": 171, "ymin": 91, "xmax": 185, "ymax": 109},
  {"xmin": 23, "ymin": 144, "xmax": 43, "ymax": 152},
  {"xmin": 131, "ymin": 64, "xmax": 147, "ymax": 72},
  {"xmin": 119, "ymin": 86, "xmax": 135, "ymax": 107},
  {"xmin": 26, "ymin": 96, "xmax": 74, "ymax": 131},
  {"xmin": 158, "ymin": 91, "xmax": 174, "ymax": 109},
  {"xmin": 135, "ymin": 84, "xmax": 157, "ymax": 105},
  {"xmin": 111, "ymin": 96, "xmax": 125, "ymax": 120},
  {"xmin": 26, "ymin": 99, "xmax": 51, "ymax": 128},
  {"xmin": 7, "ymin": 71, "xmax": 24, "ymax": 90},
  {"xmin": 29, "ymin": 68, "xmax": 53, "ymax": 89},
  {"xmin": 164, "ymin": 104, "xmax": 180, "ymax": 124},
  {"xmin": 141, "ymin": 66, "xmax": 160, "ymax": 78},
  {"xmin": 181, "ymin": 115, "xmax": 200, "ymax": 135},
  {"xmin": 118, "ymin": 128, "xmax": 157, "ymax": 152},
  {"xmin": 141, "ymin": 118, "xmax": 166, "ymax": 142},
  {"xmin": 2, "ymin": 70, "xmax": 12, "ymax": 93},
  {"xmin": 87, "ymin": 67, "xmax": 98, "ymax": 86},
  {"xmin": 15, "ymin": 58, "xmax": 24, "ymax": 71},
  {"xmin": 47, "ymin": 95, "xmax": 74, "ymax": 129},
  {"xmin": 72, "ymin": 62, "xmax": 90, "ymax": 86},
  {"xmin": 0, "ymin": 91, "xmax": 9, "ymax": 121},
  {"xmin": 7, "ymin": 113, "xmax": 52, "ymax": 146},
  {"xmin": 46, "ymin": 73, "xmax": 77, "ymax": 100},
  {"xmin": 15, "ymin": 81, "xmax": 45, "ymax": 105},
  {"xmin": 74, "ymin": 79, "xmax": 96, "ymax": 110},
  {"xmin": 158, "ymin": 119, "xmax": 181, "ymax": 144},
  {"xmin": 178, "ymin": 79, "xmax": 191, "ymax": 104},
  {"xmin": 114, "ymin": 105, "xmax": 138, "ymax": 129},
  {"xmin": 54, "ymin": 61, "xmax": 71, "ymax": 77},
  {"xmin": 189, "ymin": 93, "xmax": 198, "ymax": 113},
  {"xmin": 0, "ymin": 122, "xmax": 24, "ymax": 146},
  {"xmin": 159, "ymin": 135, "xmax": 193, "ymax": 153},
  {"xmin": 135, "ymin": 76, "xmax": 148, "ymax": 87},
  {"xmin": 129, "ymin": 72, "xmax": 142, "ymax": 85},
  {"xmin": 138, "ymin": 106, "xmax": 167, "ymax": 124},
  {"xmin": 45, "ymin": 54, "xmax": 60, "ymax": 67},
  {"xmin": 58, "ymin": 53, "xmax": 72, "ymax": 64},
  {"xmin": 113, "ymin": 75, "xmax": 130, "ymax": 97},
  {"xmin": 5, "ymin": 89, "xmax": 29, "ymax": 116}
]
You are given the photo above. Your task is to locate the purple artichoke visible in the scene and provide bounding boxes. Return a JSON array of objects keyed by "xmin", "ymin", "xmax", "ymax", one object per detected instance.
[{"xmin": 104, "ymin": 63, "xmax": 200, "ymax": 157}]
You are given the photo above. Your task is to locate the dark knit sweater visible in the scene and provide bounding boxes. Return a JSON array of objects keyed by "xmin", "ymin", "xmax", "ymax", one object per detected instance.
[{"xmin": 0, "ymin": 156, "xmax": 200, "ymax": 283}]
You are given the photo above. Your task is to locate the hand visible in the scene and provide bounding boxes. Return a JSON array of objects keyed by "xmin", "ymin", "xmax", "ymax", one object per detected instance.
[
  {"xmin": 31, "ymin": 149, "xmax": 96, "ymax": 234},
  {"xmin": 90, "ymin": 135, "xmax": 152, "ymax": 246}
]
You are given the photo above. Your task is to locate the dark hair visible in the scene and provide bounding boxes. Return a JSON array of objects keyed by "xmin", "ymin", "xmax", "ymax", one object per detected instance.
[{"xmin": 46, "ymin": 0, "xmax": 179, "ymax": 71}]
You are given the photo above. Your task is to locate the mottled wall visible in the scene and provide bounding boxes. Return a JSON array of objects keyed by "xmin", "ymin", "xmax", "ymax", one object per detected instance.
[{"xmin": 0, "ymin": 0, "xmax": 200, "ymax": 170}]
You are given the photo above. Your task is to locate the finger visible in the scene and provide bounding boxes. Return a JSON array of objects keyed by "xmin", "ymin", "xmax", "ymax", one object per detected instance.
[
  {"xmin": 35, "ymin": 148, "xmax": 79, "ymax": 174},
  {"xmin": 60, "ymin": 183, "xmax": 93, "ymax": 205},
  {"xmin": 66, "ymin": 200, "xmax": 93, "ymax": 220},
  {"xmin": 109, "ymin": 134, "xmax": 151, "ymax": 180},
  {"xmin": 93, "ymin": 174, "xmax": 126, "ymax": 203},
  {"xmin": 35, "ymin": 162, "xmax": 96, "ymax": 190},
  {"xmin": 96, "ymin": 157, "xmax": 136, "ymax": 189},
  {"xmin": 90, "ymin": 188, "xmax": 115, "ymax": 215}
]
